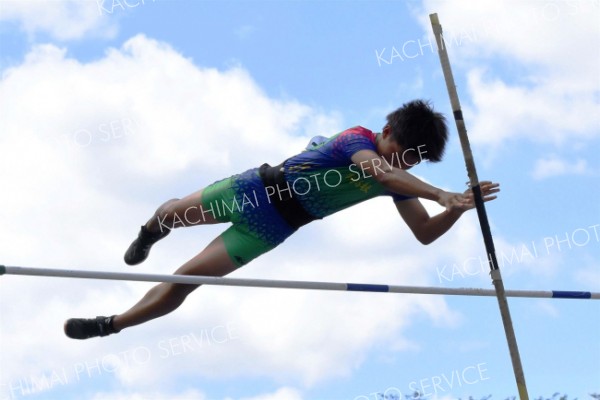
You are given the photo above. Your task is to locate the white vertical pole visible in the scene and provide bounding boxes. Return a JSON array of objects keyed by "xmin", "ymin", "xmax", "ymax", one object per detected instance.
[{"xmin": 429, "ymin": 13, "xmax": 530, "ymax": 399}]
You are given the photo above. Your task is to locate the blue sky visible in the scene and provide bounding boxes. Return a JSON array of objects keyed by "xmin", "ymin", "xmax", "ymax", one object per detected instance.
[{"xmin": 0, "ymin": 1, "xmax": 599, "ymax": 399}]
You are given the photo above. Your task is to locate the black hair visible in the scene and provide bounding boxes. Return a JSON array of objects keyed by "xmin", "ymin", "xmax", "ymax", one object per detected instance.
[{"xmin": 385, "ymin": 100, "xmax": 448, "ymax": 162}]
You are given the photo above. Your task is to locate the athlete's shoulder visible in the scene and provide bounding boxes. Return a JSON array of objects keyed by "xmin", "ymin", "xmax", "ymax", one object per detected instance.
[
  {"xmin": 327, "ymin": 126, "xmax": 378, "ymax": 162},
  {"xmin": 333, "ymin": 126, "xmax": 377, "ymax": 147},
  {"xmin": 339, "ymin": 126, "xmax": 375, "ymax": 139}
]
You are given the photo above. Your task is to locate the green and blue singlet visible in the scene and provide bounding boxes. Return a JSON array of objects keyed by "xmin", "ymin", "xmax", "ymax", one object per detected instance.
[{"xmin": 200, "ymin": 126, "xmax": 412, "ymax": 267}]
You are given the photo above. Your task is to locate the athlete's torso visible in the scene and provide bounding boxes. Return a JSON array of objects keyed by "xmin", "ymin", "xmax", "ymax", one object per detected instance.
[{"xmin": 283, "ymin": 126, "xmax": 412, "ymax": 218}]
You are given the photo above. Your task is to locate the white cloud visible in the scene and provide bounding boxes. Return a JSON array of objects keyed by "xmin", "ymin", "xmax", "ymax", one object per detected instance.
[
  {"xmin": 414, "ymin": 0, "xmax": 600, "ymax": 153},
  {"xmin": 88, "ymin": 387, "xmax": 303, "ymax": 400},
  {"xmin": 465, "ymin": 69, "xmax": 599, "ymax": 148},
  {"xmin": 91, "ymin": 387, "xmax": 302, "ymax": 400},
  {"xmin": 91, "ymin": 389, "xmax": 207, "ymax": 400},
  {"xmin": 234, "ymin": 24, "xmax": 257, "ymax": 40},
  {"xmin": 573, "ymin": 262, "xmax": 600, "ymax": 290},
  {"xmin": 531, "ymin": 155, "xmax": 589, "ymax": 179},
  {"xmin": 0, "ymin": 33, "xmax": 486, "ymax": 399},
  {"xmin": 237, "ymin": 387, "xmax": 303, "ymax": 400},
  {"xmin": 0, "ymin": 0, "xmax": 118, "ymax": 41},
  {"xmin": 532, "ymin": 300, "xmax": 560, "ymax": 318},
  {"xmin": 0, "ymin": 33, "xmax": 341, "ymax": 395}
]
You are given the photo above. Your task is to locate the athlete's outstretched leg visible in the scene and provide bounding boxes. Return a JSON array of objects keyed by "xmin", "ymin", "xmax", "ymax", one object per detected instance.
[
  {"xmin": 146, "ymin": 188, "xmax": 222, "ymax": 232},
  {"xmin": 65, "ymin": 236, "xmax": 236, "ymax": 339},
  {"xmin": 124, "ymin": 188, "xmax": 220, "ymax": 265},
  {"xmin": 115, "ymin": 236, "xmax": 235, "ymax": 330}
]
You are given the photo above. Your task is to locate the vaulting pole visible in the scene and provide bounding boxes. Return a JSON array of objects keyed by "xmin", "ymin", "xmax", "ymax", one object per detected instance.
[
  {"xmin": 429, "ymin": 13, "xmax": 530, "ymax": 399},
  {"xmin": 2, "ymin": 266, "xmax": 598, "ymax": 299}
]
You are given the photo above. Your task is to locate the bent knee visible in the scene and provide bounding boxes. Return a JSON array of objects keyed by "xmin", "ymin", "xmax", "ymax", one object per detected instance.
[
  {"xmin": 166, "ymin": 282, "xmax": 197, "ymax": 303},
  {"xmin": 159, "ymin": 198, "xmax": 181, "ymax": 216},
  {"xmin": 155, "ymin": 198, "xmax": 183, "ymax": 227}
]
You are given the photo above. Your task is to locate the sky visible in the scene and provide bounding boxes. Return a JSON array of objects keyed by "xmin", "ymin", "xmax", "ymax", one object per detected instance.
[{"xmin": 0, "ymin": 0, "xmax": 599, "ymax": 399}]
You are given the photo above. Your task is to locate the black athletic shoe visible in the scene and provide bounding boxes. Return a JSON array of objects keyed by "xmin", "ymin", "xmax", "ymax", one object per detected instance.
[
  {"xmin": 64, "ymin": 315, "xmax": 120, "ymax": 340},
  {"xmin": 124, "ymin": 225, "xmax": 170, "ymax": 265}
]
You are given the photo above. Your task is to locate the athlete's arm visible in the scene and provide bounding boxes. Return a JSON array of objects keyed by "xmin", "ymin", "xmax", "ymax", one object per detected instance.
[
  {"xmin": 350, "ymin": 149, "xmax": 467, "ymax": 211},
  {"xmin": 395, "ymin": 198, "xmax": 463, "ymax": 245},
  {"xmin": 395, "ymin": 181, "xmax": 501, "ymax": 245}
]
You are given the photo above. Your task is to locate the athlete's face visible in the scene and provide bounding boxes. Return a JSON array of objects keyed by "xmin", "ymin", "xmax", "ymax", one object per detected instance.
[{"xmin": 378, "ymin": 126, "xmax": 421, "ymax": 170}]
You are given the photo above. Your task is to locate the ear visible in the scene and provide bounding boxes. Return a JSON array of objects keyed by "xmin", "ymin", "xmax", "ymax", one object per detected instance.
[{"xmin": 382, "ymin": 125, "xmax": 391, "ymax": 138}]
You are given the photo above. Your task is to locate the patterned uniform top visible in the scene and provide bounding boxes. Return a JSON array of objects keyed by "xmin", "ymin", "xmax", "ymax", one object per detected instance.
[{"xmin": 283, "ymin": 126, "xmax": 413, "ymax": 219}]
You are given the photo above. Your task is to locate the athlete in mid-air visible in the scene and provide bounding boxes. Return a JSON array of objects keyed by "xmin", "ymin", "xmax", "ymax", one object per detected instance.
[{"xmin": 64, "ymin": 100, "xmax": 499, "ymax": 339}]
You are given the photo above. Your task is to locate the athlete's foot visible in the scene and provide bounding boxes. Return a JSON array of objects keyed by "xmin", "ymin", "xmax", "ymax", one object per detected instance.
[
  {"xmin": 124, "ymin": 225, "xmax": 170, "ymax": 265},
  {"xmin": 64, "ymin": 316, "xmax": 120, "ymax": 340}
]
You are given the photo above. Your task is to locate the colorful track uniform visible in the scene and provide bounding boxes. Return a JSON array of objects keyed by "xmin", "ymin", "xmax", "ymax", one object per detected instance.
[
  {"xmin": 201, "ymin": 126, "xmax": 413, "ymax": 267},
  {"xmin": 284, "ymin": 126, "xmax": 412, "ymax": 217}
]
